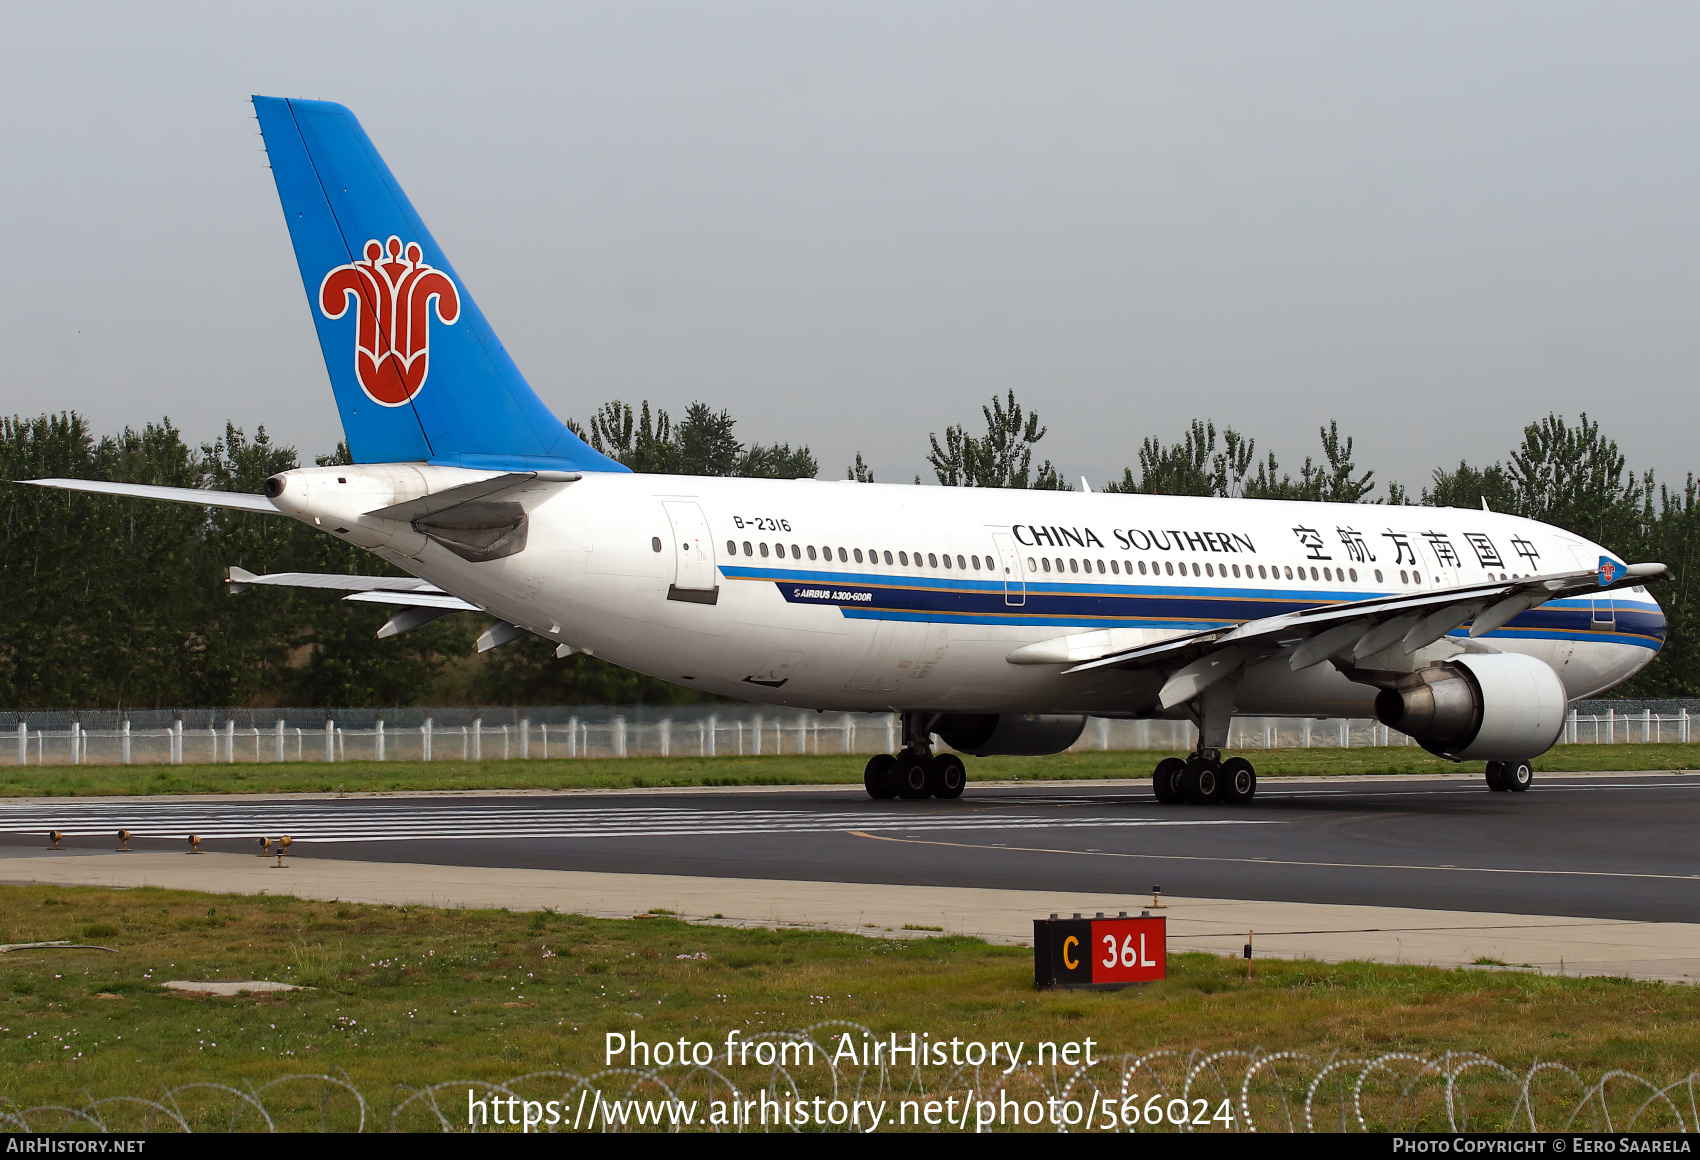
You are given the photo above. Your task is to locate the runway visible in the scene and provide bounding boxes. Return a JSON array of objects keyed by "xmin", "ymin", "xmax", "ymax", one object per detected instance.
[{"xmin": 1, "ymin": 771, "xmax": 1695, "ymax": 924}]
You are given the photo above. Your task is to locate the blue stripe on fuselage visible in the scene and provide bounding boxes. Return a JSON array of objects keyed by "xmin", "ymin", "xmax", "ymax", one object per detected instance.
[{"xmin": 720, "ymin": 565, "xmax": 1665, "ymax": 650}]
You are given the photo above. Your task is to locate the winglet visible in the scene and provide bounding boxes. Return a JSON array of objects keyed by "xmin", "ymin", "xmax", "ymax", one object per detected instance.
[{"xmin": 1598, "ymin": 555, "xmax": 1629, "ymax": 586}]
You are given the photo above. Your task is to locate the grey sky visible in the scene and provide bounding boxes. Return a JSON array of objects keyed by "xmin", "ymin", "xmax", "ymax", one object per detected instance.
[{"xmin": 1, "ymin": 3, "xmax": 1694, "ymax": 496}]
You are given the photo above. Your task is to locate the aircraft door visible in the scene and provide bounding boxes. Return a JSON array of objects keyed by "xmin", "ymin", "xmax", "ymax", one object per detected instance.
[
  {"xmin": 992, "ymin": 532, "xmax": 1025, "ymax": 606},
  {"xmin": 1592, "ymin": 597, "xmax": 1616, "ymax": 630},
  {"xmin": 663, "ymin": 501, "xmax": 718, "ymax": 598}
]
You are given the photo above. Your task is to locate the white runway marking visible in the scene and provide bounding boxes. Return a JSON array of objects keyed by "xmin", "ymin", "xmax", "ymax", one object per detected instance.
[{"xmin": 0, "ymin": 802, "xmax": 1278, "ymax": 844}]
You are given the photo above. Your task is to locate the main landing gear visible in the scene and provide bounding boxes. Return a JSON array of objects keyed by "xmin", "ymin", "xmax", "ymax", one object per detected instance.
[
  {"xmin": 863, "ymin": 711, "xmax": 967, "ymax": 801},
  {"xmin": 1152, "ymin": 749, "xmax": 1258, "ymax": 806},
  {"xmin": 1484, "ymin": 761, "xmax": 1534, "ymax": 793}
]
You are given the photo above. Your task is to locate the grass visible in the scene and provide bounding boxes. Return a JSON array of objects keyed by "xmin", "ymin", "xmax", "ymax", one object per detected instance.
[
  {"xmin": 0, "ymin": 884, "xmax": 1695, "ymax": 1131},
  {"xmin": 0, "ymin": 744, "xmax": 1695, "ymax": 798}
]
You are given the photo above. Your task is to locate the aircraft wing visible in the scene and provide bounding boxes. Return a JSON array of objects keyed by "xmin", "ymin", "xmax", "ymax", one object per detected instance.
[
  {"xmin": 1060, "ymin": 557, "xmax": 1665, "ymax": 710},
  {"xmin": 23, "ymin": 478, "xmax": 276, "ymax": 513}
]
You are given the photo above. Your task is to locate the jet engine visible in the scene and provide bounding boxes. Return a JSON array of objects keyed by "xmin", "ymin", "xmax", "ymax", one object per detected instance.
[
  {"xmin": 933, "ymin": 713, "xmax": 1087, "ymax": 757},
  {"xmin": 1373, "ymin": 653, "xmax": 1566, "ymax": 761}
]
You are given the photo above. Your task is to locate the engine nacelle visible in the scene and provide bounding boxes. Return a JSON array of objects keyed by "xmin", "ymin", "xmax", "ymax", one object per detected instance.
[
  {"xmin": 1373, "ymin": 653, "xmax": 1566, "ymax": 761},
  {"xmin": 933, "ymin": 713, "xmax": 1087, "ymax": 757}
]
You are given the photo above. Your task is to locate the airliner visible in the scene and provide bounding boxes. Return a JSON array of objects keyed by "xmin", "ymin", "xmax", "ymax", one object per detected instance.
[{"xmin": 29, "ymin": 98, "xmax": 1667, "ymax": 805}]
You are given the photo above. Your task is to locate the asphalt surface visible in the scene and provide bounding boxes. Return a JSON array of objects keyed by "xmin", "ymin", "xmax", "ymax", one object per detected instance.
[{"xmin": 0, "ymin": 773, "xmax": 1695, "ymax": 923}]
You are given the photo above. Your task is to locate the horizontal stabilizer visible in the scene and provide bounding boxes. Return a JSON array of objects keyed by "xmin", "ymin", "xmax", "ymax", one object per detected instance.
[
  {"xmin": 25, "ymin": 479, "xmax": 276, "ymax": 513},
  {"xmin": 364, "ymin": 471, "xmax": 577, "ymax": 523}
]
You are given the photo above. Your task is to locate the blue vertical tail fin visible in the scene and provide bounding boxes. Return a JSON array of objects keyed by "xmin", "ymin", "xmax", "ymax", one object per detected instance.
[{"xmin": 252, "ymin": 96, "xmax": 625, "ymax": 473}]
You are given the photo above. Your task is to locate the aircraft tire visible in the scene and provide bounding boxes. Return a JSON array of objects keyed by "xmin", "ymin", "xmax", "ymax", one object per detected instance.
[
  {"xmin": 1152, "ymin": 757, "xmax": 1186, "ymax": 804},
  {"xmin": 894, "ymin": 755, "xmax": 932, "ymax": 800},
  {"xmin": 1504, "ymin": 761, "xmax": 1534, "ymax": 792},
  {"xmin": 1181, "ymin": 759, "xmax": 1224, "ymax": 805},
  {"xmin": 1219, "ymin": 757, "xmax": 1257, "ymax": 804},
  {"xmin": 1484, "ymin": 761, "xmax": 1509, "ymax": 792},
  {"xmin": 864, "ymin": 754, "xmax": 898, "ymax": 800},
  {"xmin": 927, "ymin": 753, "xmax": 967, "ymax": 799}
]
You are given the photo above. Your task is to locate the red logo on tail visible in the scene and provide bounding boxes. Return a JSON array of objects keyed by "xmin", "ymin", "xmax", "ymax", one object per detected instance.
[{"xmin": 320, "ymin": 237, "xmax": 461, "ymax": 406}]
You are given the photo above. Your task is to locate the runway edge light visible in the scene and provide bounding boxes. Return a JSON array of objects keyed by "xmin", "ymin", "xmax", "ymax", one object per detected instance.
[{"xmin": 1034, "ymin": 913, "xmax": 1166, "ymax": 990}]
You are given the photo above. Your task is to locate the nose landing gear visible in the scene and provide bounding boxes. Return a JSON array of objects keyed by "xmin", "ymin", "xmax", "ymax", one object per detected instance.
[{"xmin": 1484, "ymin": 761, "xmax": 1533, "ymax": 793}]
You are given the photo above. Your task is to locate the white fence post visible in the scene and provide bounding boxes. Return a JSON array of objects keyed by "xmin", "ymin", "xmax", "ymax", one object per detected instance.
[
  {"xmin": 274, "ymin": 719, "xmax": 284, "ymax": 762},
  {"xmin": 707, "ymin": 714, "xmax": 718, "ymax": 758},
  {"xmin": 122, "ymin": 719, "xmax": 132, "ymax": 765},
  {"xmin": 659, "ymin": 718, "xmax": 671, "ymax": 759},
  {"xmin": 1302, "ymin": 720, "xmax": 1311, "ymax": 748},
  {"xmin": 613, "ymin": 716, "xmax": 627, "ymax": 759},
  {"xmin": 70, "ymin": 722, "xmax": 80, "ymax": 766},
  {"xmin": 324, "ymin": 719, "xmax": 334, "ymax": 762},
  {"xmin": 844, "ymin": 714, "xmax": 854, "ymax": 753},
  {"xmin": 473, "ymin": 719, "xmax": 482, "ymax": 760},
  {"xmin": 173, "ymin": 720, "xmax": 184, "ymax": 766},
  {"xmin": 16, "ymin": 723, "xmax": 24, "ymax": 767},
  {"xmin": 423, "ymin": 718, "xmax": 433, "ymax": 762},
  {"xmin": 753, "ymin": 713, "xmax": 763, "ymax": 756},
  {"xmin": 567, "ymin": 716, "xmax": 578, "ymax": 758},
  {"xmin": 521, "ymin": 718, "xmax": 531, "ymax": 760},
  {"xmin": 375, "ymin": 719, "xmax": 385, "ymax": 762}
]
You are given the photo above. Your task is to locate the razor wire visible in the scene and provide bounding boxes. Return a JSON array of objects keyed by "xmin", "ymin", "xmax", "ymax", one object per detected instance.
[{"xmin": 0, "ymin": 1033, "xmax": 1695, "ymax": 1132}]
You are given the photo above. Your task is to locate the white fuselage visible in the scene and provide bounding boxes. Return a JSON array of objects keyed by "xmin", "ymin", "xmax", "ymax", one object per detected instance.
[{"xmin": 269, "ymin": 465, "xmax": 1663, "ymax": 720}]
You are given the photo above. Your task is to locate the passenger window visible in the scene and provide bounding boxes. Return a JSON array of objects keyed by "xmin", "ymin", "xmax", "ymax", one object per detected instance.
[
  {"xmin": 1068, "ymin": 559, "xmax": 1078, "ymax": 573},
  {"xmin": 941, "ymin": 554, "xmax": 951, "ymax": 569},
  {"xmin": 1138, "ymin": 561, "xmax": 1147, "ymax": 575},
  {"xmin": 742, "ymin": 541, "xmax": 753, "ymax": 556},
  {"xmin": 1374, "ymin": 569, "xmax": 1383, "ymax": 582},
  {"xmin": 1096, "ymin": 559, "xmax": 1105, "ymax": 574},
  {"xmin": 725, "ymin": 540, "xmax": 736, "ymax": 555},
  {"xmin": 1231, "ymin": 564, "xmax": 1240, "ymax": 578},
  {"xmin": 1323, "ymin": 567, "xmax": 1332, "ymax": 582},
  {"xmin": 957, "ymin": 555, "xmax": 966, "ymax": 570},
  {"xmin": 1110, "ymin": 560, "xmax": 1119, "ymax": 574},
  {"xmin": 971, "ymin": 555, "xmax": 981, "ymax": 569},
  {"xmin": 1309, "ymin": 567, "xmax": 1319, "ymax": 581},
  {"xmin": 1041, "ymin": 558, "xmax": 1052, "ymax": 572},
  {"xmin": 898, "ymin": 551, "xmax": 909, "ymax": 565},
  {"xmin": 807, "ymin": 545, "xmax": 818, "ymax": 560},
  {"xmin": 928, "ymin": 553, "xmax": 938, "ymax": 568},
  {"xmin": 1349, "ymin": 568, "xmax": 1358, "ymax": 582},
  {"xmin": 854, "ymin": 548, "xmax": 864, "ymax": 563},
  {"xmin": 1191, "ymin": 563, "xmax": 1200, "ymax": 577},
  {"xmin": 1257, "ymin": 565, "xmax": 1266, "ymax": 579},
  {"xmin": 759, "ymin": 543, "xmax": 770, "ymax": 558},
  {"xmin": 1414, "ymin": 572, "xmax": 1422, "ymax": 584},
  {"xmin": 1283, "ymin": 566, "xmax": 1293, "ymax": 579},
  {"xmin": 884, "ymin": 550, "xmax": 894, "ymax": 565},
  {"xmin": 838, "ymin": 547, "xmax": 849, "ymax": 562},
  {"xmin": 1205, "ymin": 563, "xmax": 1214, "ymax": 577},
  {"xmin": 1027, "ymin": 557, "xmax": 1037, "ymax": 571},
  {"xmin": 792, "ymin": 544, "xmax": 801, "ymax": 559},
  {"xmin": 1165, "ymin": 562, "xmax": 1174, "ymax": 576},
  {"xmin": 1400, "ymin": 569, "xmax": 1409, "ymax": 583}
]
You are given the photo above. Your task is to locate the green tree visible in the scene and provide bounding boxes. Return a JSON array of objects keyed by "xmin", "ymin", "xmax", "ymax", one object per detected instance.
[
  {"xmin": 580, "ymin": 400, "xmax": 816, "ymax": 479},
  {"xmin": 928, "ymin": 391, "xmax": 1070, "ymax": 490}
]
